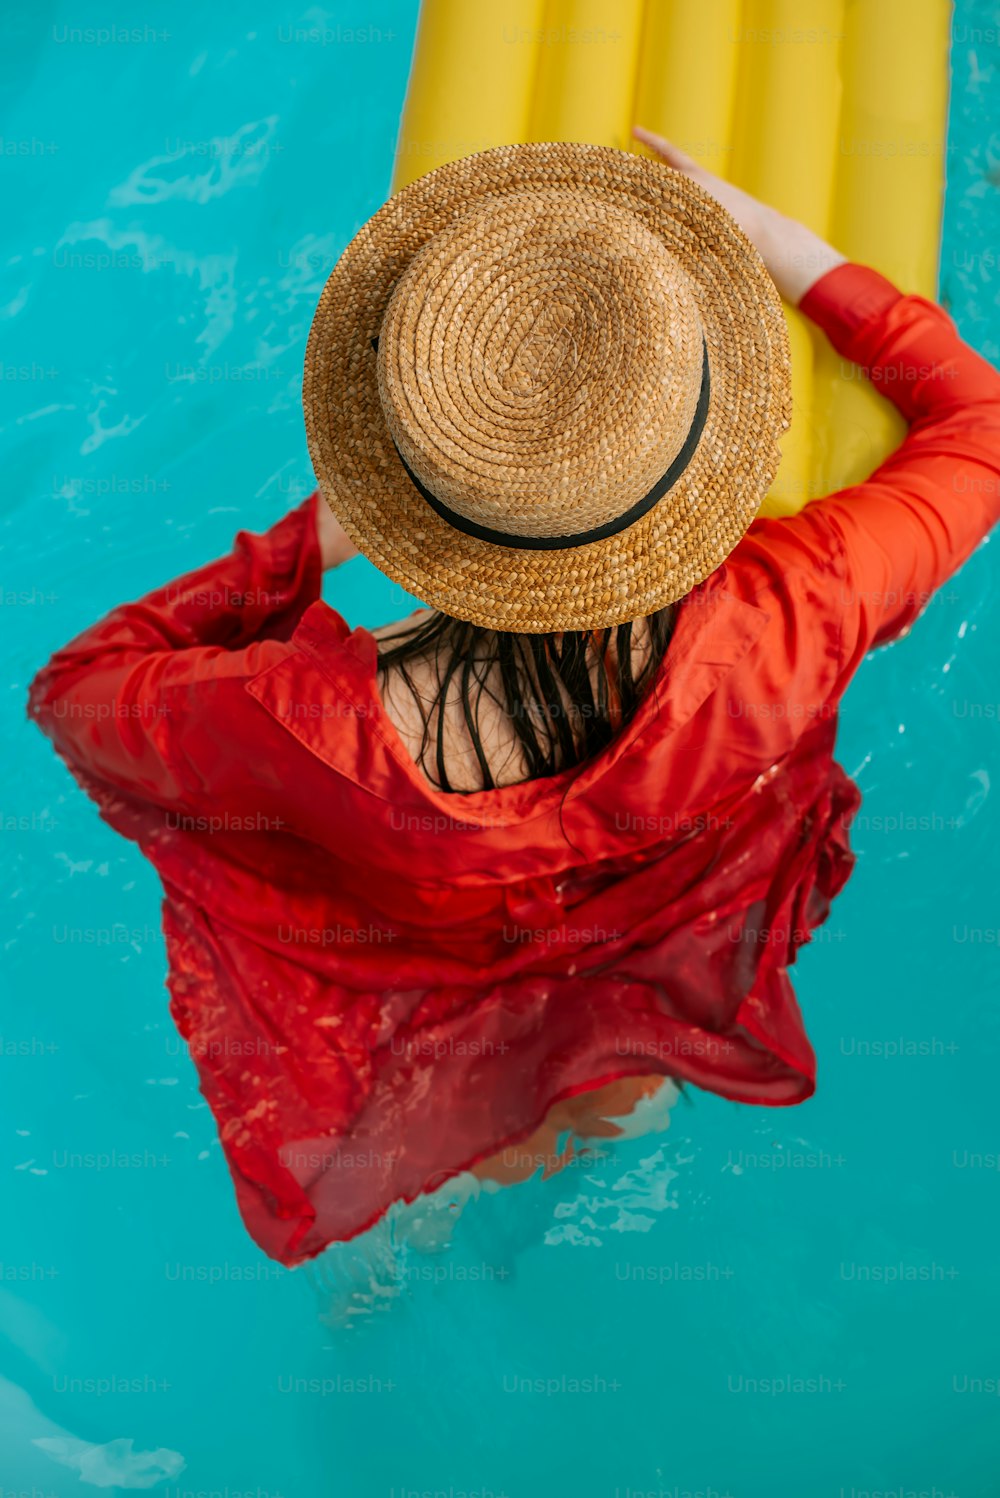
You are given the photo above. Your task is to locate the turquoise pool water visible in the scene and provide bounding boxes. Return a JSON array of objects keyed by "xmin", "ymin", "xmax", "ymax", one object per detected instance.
[{"xmin": 3, "ymin": 2, "xmax": 999, "ymax": 1493}]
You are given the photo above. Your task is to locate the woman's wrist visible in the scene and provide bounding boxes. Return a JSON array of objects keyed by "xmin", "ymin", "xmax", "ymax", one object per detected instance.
[
  {"xmin": 314, "ymin": 488, "xmax": 360, "ymax": 570},
  {"xmin": 756, "ymin": 211, "xmax": 849, "ymax": 307}
]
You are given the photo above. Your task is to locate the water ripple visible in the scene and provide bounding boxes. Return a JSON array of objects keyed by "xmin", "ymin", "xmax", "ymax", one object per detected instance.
[{"xmin": 109, "ymin": 116, "xmax": 280, "ymax": 207}]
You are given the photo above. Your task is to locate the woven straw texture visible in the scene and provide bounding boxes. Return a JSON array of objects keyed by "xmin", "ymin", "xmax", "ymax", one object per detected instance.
[{"xmin": 303, "ymin": 141, "xmax": 792, "ymax": 632}]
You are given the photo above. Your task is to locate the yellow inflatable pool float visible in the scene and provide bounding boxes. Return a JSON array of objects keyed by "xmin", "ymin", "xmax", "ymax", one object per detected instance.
[{"xmin": 391, "ymin": 0, "xmax": 951, "ymax": 516}]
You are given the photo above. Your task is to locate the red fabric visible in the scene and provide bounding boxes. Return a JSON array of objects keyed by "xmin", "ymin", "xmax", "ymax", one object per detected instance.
[{"xmin": 28, "ymin": 262, "xmax": 1000, "ymax": 1264}]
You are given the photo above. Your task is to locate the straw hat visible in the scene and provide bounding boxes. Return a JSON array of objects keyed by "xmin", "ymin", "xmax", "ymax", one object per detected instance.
[{"xmin": 303, "ymin": 141, "xmax": 791, "ymax": 633}]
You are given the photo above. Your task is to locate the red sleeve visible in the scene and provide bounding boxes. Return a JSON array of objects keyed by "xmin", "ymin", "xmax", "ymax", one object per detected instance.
[
  {"xmin": 785, "ymin": 262, "xmax": 1000, "ymax": 687},
  {"xmin": 27, "ymin": 491, "xmax": 324, "ymax": 809}
]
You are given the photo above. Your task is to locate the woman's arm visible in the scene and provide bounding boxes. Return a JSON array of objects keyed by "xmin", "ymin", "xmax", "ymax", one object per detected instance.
[
  {"xmin": 791, "ymin": 265, "xmax": 1000, "ymax": 680},
  {"xmin": 315, "ymin": 487, "xmax": 359, "ymax": 569},
  {"xmin": 27, "ymin": 491, "xmax": 333, "ymax": 807},
  {"xmin": 635, "ymin": 125, "xmax": 1000, "ymax": 686},
  {"xmin": 632, "ymin": 127, "xmax": 847, "ymax": 305}
]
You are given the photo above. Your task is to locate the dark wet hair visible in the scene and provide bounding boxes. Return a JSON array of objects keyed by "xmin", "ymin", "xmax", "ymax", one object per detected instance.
[{"xmin": 375, "ymin": 607, "xmax": 677, "ymax": 794}]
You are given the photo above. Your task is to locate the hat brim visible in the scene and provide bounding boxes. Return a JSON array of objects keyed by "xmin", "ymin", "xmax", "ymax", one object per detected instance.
[{"xmin": 303, "ymin": 141, "xmax": 791, "ymax": 633}]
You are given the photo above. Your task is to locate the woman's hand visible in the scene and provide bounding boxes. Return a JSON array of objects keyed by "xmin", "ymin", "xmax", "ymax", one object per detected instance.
[
  {"xmin": 632, "ymin": 126, "xmax": 847, "ymax": 307},
  {"xmin": 315, "ymin": 489, "xmax": 359, "ymax": 570}
]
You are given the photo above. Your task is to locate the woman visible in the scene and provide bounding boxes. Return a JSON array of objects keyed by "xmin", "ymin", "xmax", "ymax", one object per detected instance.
[{"xmin": 28, "ymin": 132, "xmax": 1000, "ymax": 1266}]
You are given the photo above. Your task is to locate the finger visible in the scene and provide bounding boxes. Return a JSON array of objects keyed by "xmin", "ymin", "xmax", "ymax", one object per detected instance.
[
  {"xmin": 542, "ymin": 1137, "xmax": 577, "ymax": 1178},
  {"xmin": 632, "ymin": 125, "xmax": 697, "ymax": 173},
  {"xmin": 569, "ymin": 1115, "xmax": 625, "ymax": 1140}
]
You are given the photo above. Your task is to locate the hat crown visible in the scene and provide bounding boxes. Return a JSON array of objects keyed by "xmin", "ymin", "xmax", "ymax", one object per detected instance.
[
  {"xmin": 303, "ymin": 140, "xmax": 793, "ymax": 631},
  {"xmin": 505, "ymin": 298, "xmax": 577, "ymax": 395},
  {"xmin": 376, "ymin": 190, "xmax": 707, "ymax": 542}
]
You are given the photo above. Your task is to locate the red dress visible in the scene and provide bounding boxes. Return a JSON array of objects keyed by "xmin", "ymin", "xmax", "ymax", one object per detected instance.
[{"xmin": 28, "ymin": 264, "xmax": 1000, "ymax": 1265}]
